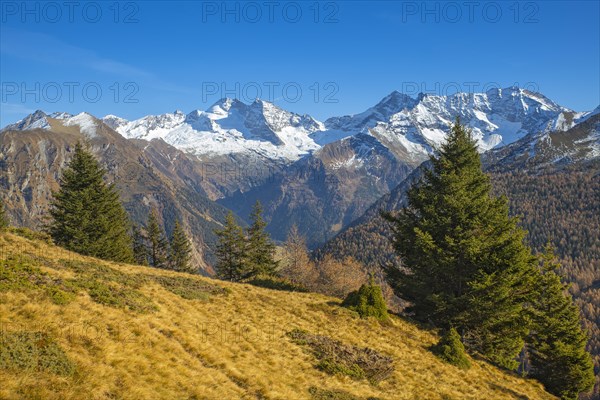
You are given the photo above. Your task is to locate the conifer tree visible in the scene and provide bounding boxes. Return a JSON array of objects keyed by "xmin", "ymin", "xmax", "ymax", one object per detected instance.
[
  {"xmin": 48, "ymin": 142, "xmax": 133, "ymax": 262},
  {"xmin": 342, "ymin": 275, "xmax": 390, "ymax": 321},
  {"xmin": 384, "ymin": 118, "xmax": 536, "ymax": 369},
  {"xmin": 528, "ymin": 247, "xmax": 594, "ymax": 400},
  {"xmin": 432, "ymin": 328, "xmax": 471, "ymax": 370},
  {"xmin": 146, "ymin": 207, "xmax": 168, "ymax": 268},
  {"xmin": 169, "ymin": 220, "xmax": 195, "ymax": 273},
  {"xmin": 246, "ymin": 201, "xmax": 278, "ymax": 277},
  {"xmin": 0, "ymin": 198, "xmax": 8, "ymax": 230},
  {"xmin": 132, "ymin": 225, "xmax": 149, "ymax": 265},
  {"xmin": 215, "ymin": 212, "xmax": 247, "ymax": 281}
]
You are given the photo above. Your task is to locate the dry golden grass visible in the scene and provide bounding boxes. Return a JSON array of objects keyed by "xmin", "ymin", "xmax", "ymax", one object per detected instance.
[{"xmin": 0, "ymin": 232, "xmax": 556, "ymax": 400}]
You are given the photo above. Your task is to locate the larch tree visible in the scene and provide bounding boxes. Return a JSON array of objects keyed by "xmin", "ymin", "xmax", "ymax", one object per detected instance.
[{"xmin": 281, "ymin": 225, "xmax": 318, "ymax": 289}]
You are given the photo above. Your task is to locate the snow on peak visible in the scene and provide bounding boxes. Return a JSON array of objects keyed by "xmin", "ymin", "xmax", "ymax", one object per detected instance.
[
  {"xmin": 1, "ymin": 110, "xmax": 78, "ymax": 132},
  {"xmin": 319, "ymin": 86, "xmax": 572, "ymax": 155},
  {"xmin": 107, "ymin": 111, "xmax": 187, "ymax": 141},
  {"xmin": 108, "ymin": 99, "xmax": 323, "ymax": 162},
  {"xmin": 48, "ymin": 112, "xmax": 73, "ymax": 120},
  {"xmin": 3, "ymin": 87, "xmax": 588, "ymax": 166},
  {"xmin": 1, "ymin": 110, "xmax": 50, "ymax": 131},
  {"xmin": 102, "ymin": 114, "xmax": 129, "ymax": 130},
  {"xmin": 63, "ymin": 113, "xmax": 98, "ymax": 137},
  {"xmin": 206, "ymin": 98, "xmax": 244, "ymax": 115}
]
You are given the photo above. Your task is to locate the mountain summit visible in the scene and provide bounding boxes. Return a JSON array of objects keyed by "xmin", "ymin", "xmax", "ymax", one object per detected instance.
[
  {"xmin": 102, "ymin": 99, "xmax": 322, "ymax": 162},
  {"xmin": 5, "ymin": 87, "xmax": 594, "ymax": 166}
]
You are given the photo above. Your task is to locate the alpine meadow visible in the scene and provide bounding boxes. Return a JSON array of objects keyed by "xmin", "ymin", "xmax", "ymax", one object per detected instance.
[{"xmin": 1, "ymin": 1, "xmax": 599, "ymax": 399}]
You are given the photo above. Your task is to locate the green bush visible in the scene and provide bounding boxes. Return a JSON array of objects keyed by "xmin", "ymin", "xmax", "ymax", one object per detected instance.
[
  {"xmin": 431, "ymin": 328, "xmax": 471, "ymax": 370},
  {"xmin": 73, "ymin": 278, "xmax": 157, "ymax": 313},
  {"xmin": 44, "ymin": 285, "xmax": 76, "ymax": 305},
  {"xmin": 61, "ymin": 260, "xmax": 147, "ymax": 288},
  {"xmin": 0, "ymin": 256, "xmax": 37, "ymax": 292},
  {"xmin": 0, "ymin": 331, "xmax": 76, "ymax": 376},
  {"xmin": 342, "ymin": 276, "xmax": 389, "ymax": 322},
  {"xmin": 0, "ymin": 256, "xmax": 76, "ymax": 305}
]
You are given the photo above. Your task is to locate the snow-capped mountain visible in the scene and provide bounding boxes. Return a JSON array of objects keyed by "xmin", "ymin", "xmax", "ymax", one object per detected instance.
[
  {"xmin": 486, "ymin": 110, "xmax": 600, "ymax": 169},
  {"xmin": 0, "ymin": 110, "xmax": 106, "ymax": 138},
  {"xmin": 321, "ymin": 86, "xmax": 573, "ymax": 154},
  {"xmin": 6, "ymin": 87, "xmax": 593, "ymax": 168},
  {"xmin": 105, "ymin": 98, "xmax": 323, "ymax": 162},
  {"xmin": 98, "ymin": 86, "xmax": 582, "ymax": 165},
  {"xmin": 1, "ymin": 110, "xmax": 73, "ymax": 131}
]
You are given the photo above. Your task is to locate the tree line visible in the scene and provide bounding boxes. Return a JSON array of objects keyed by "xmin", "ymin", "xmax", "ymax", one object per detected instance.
[{"xmin": 41, "ymin": 142, "xmax": 194, "ymax": 273}]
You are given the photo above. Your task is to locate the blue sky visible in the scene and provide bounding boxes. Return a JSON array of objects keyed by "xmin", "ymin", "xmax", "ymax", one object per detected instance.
[{"xmin": 1, "ymin": 0, "xmax": 598, "ymax": 125}]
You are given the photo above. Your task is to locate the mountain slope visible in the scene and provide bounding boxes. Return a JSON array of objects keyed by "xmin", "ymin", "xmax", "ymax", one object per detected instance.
[
  {"xmin": 0, "ymin": 112, "xmax": 235, "ymax": 272},
  {"xmin": 219, "ymin": 133, "xmax": 416, "ymax": 246},
  {"xmin": 486, "ymin": 112, "xmax": 600, "ymax": 170},
  {"xmin": 0, "ymin": 231, "xmax": 555, "ymax": 400}
]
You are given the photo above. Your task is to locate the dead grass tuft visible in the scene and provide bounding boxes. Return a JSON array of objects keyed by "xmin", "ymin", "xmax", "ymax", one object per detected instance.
[{"xmin": 288, "ymin": 329, "xmax": 395, "ymax": 384}]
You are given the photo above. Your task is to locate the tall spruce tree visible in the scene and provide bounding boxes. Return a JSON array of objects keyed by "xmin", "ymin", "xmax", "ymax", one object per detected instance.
[
  {"xmin": 169, "ymin": 221, "xmax": 195, "ymax": 273},
  {"xmin": 527, "ymin": 247, "xmax": 594, "ymax": 400},
  {"xmin": 132, "ymin": 225, "xmax": 149, "ymax": 265},
  {"xmin": 214, "ymin": 212, "xmax": 247, "ymax": 281},
  {"xmin": 0, "ymin": 198, "xmax": 8, "ymax": 230},
  {"xmin": 146, "ymin": 207, "xmax": 168, "ymax": 268},
  {"xmin": 246, "ymin": 201, "xmax": 278, "ymax": 277},
  {"xmin": 48, "ymin": 142, "xmax": 133, "ymax": 262},
  {"xmin": 384, "ymin": 118, "xmax": 537, "ymax": 369}
]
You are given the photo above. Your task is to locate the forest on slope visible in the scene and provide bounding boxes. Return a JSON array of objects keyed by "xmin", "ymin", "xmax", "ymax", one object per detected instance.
[{"xmin": 318, "ymin": 159, "xmax": 600, "ymax": 398}]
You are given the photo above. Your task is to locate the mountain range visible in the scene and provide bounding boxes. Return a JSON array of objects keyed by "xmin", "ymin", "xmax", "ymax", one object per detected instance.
[
  {"xmin": 1, "ymin": 86, "xmax": 598, "ymax": 262},
  {"xmin": 2, "ymin": 86, "xmax": 599, "ymax": 395}
]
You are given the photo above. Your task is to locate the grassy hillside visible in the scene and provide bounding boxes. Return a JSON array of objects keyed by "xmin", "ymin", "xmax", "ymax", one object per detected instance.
[{"xmin": 0, "ymin": 231, "xmax": 555, "ymax": 400}]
